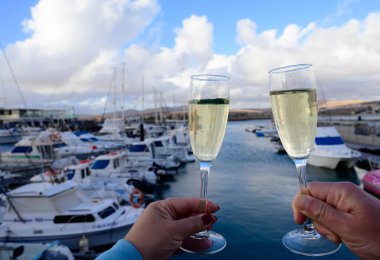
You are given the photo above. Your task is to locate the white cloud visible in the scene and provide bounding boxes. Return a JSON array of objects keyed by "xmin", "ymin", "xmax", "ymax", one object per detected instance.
[
  {"xmin": 1, "ymin": 0, "xmax": 160, "ymax": 113},
  {"xmin": 1, "ymin": 1, "xmax": 380, "ymax": 114}
]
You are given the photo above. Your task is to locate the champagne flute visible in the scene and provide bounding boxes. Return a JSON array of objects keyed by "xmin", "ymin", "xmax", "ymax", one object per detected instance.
[
  {"xmin": 181, "ymin": 74, "xmax": 230, "ymax": 254},
  {"xmin": 268, "ymin": 64, "xmax": 341, "ymax": 256}
]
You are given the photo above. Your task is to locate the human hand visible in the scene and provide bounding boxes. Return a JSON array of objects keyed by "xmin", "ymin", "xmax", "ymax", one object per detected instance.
[
  {"xmin": 292, "ymin": 182, "xmax": 380, "ymax": 260},
  {"xmin": 125, "ymin": 197, "xmax": 219, "ymax": 260}
]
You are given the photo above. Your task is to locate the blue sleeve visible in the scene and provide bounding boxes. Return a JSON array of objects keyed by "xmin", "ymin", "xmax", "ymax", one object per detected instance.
[{"xmin": 96, "ymin": 239, "xmax": 143, "ymax": 260}]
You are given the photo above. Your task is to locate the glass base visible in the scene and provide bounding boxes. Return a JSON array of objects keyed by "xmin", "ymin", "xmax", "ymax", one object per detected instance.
[
  {"xmin": 180, "ymin": 231, "xmax": 226, "ymax": 254},
  {"xmin": 282, "ymin": 229, "xmax": 341, "ymax": 256}
]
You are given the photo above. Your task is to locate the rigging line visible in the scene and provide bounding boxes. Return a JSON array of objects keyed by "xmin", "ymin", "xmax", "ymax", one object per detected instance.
[
  {"xmin": 102, "ymin": 68, "xmax": 116, "ymax": 121},
  {"xmin": 0, "ymin": 183, "xmax": 25, "ymax": 223},
  {"xmin": 0, "ymin": 61, "xmax": 7, "ymax": 107},
  {"xmin": 318, "ymin": 80, "xmax": 332, "ymax": 122},
  {"xmin": 0, "ymin": 41, "xmax": 36, "ymax": 127},
  {"xmin": 0, "ymin": 42, "xmax": 28, "ymax": 110}
]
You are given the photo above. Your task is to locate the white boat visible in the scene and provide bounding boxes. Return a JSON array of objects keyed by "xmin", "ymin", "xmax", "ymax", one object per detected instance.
[
  {"xmin": 147, "ymin": 135, "xmax": 195, "ymax": 163},
  {"xmin": 95, "ymin": 118, "xmax": 133, "ymax": 145},
  {"xmin": 166, "ymin": 124, "xmax": 191, "ymax": 145},
  {"xmin": 308, "ymin": 126, "xmax": 362, "ymax": 169},
  {"xmin": 144, "ymin": 123, "xmax": 166, "ymax": 138},
  {"xmin": 90, "ymin": 151, "xmax": 158, "ymax": 186},
  {"xmin": 54, "ymin": 131, "xmax": 106, "ymax": 160},
  {"xmin": 0, "ymin": 181, "xmax": 143, "ymax": 250},
  {"xmin": 0, "ymin": 130, "xmax": 57, "ymax": 172},
  {"xmin": 0, "ymin": 126, "xmax": 41, "ymax": 145},
  {"xmin": 255, "ymin": 129, "xmax": 277, "ymax": 137},
  {"xmin": 255, "ymin": 123, "xmax": 277, "ymax": 137},
  {"xmin": 31, "ymin": 158, "xmax": 147, "ymax": 202},
  {"xmin": 78, "ymin": 132, "xmax": 123, "ymax": 150},
  {"xmin": 127, "ymin": 140, "xmax": 181, "ymax": 171},
  {"xmin": 0, "ymin": 129, "xmax": 22, "ymax": 144}
]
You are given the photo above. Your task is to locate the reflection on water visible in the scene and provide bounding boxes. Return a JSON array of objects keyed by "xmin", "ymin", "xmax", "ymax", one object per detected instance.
[{"xmin": 158, "ymin": 120, "xmax": 358, "ymax": 260}]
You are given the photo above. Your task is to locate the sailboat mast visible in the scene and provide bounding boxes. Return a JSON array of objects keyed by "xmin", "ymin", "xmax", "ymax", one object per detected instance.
[
  {"xmin": 159, "ymin": 91, "xmax": 163, "ymax": 123},
  {"xmin": 121, "ymin": 62, "xmax": 126, "ymax": 122},
  {"xmin": 112, "ymin": 67, "xmax": 117, "ymax": 119},
  {"xmin": 154, "ymin": 88, "xmax": 158, "ymax": 124},
  {"xmin": 141, "ymin": 76, "xmax": 144, "ymax": 123}
]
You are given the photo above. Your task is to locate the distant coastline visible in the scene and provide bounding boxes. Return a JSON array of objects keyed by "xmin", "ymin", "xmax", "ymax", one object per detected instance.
[{"xmin": 52, "ymin": 99, "xmax": 380, "ymax": 123}]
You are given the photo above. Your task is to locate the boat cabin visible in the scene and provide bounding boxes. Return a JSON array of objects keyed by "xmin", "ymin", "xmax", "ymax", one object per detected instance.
[
  {"xmin": 53, "ymin": 199, "xmax": 122, "ymax": 224},
  {"xmin": 7, "ymin": 182, "xmax": 87, "ymax": 216},
  {"xmin": 128, "ymin": 141, "xmax": 156, "ymax": 158},
  {"xmin": 90, "ymin": 152, "xmax": 126, "ymax": 173},
  {"xmin": 2, "ymin": 136, "xmax": 56, "ymax": 162}
]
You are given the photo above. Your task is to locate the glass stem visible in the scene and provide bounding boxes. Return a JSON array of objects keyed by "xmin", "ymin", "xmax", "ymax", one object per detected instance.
[
  {"xmin": 200, "ymin": 161, "xmax": 211, "ymax": 199},
  {"xmin": 192, "ymin": 161, "xmax": 212, "ymax": 239},
  {"xmin": 294, "ymin": 158, "xmax": 319, "ymax": 237}
]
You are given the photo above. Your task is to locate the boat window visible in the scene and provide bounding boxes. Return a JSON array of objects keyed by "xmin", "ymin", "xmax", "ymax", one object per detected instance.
[
  {"xmin": 53, "ymin": 214, "xmax": 95, "ymax": 223},
  {"xmin": 81, "ymin": 169, "xmax": 85, "ymax": 179},
  {"xmin": 91, "ymin": 160, "xmax": 110, "ymax": 170},
  {"xmin": 95, "ymin": 133, "xmax": 109, "ymax": 136},
  {"xmin": 90, "ymin": 137, "xmax": 99, "ymax": 142},
  {"xmin": 80, "ymin": 138, "xmax": 90, "ymax": 142},
  {"xmin": 173, "ymin": 136, "xmax": 177, "ymax": 145},
  {"xmin": 98, "ymin": 206, "xmax": 116, "ymax": 219},
  {"xmin": 315, "ymin": 136, "xmax": 344, "ymax": 145},
  {"xmin": 85, "ymin": 167, "xmax": 90, "ymax": 176},
  {"xmin": 154, "ymin": 141, "xmax": 164, "ymax": 147},
  {"xmin": 129, "ymin": 144, "xmax": 148, "ymax": 152},
  {"xmin": 11, "ymin": 146, "xmax": 33, "ymax": 153},
  {"xmin": 113, "ymin": 202, "xmax": 119, "ymax": 209},
  {"xmin": 53, "ymin": 142, "xmax": 68, "ymax": 148},
  {"xmin": 113, "ymin": 158, "xmax": 120, "ymax": 169},
  {"xmin": 66, "ymin": 169, "xmax": 75, "ymax": 180}
]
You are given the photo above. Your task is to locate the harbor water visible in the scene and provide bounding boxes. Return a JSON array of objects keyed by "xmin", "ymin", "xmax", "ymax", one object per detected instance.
[{"xmin": 157, "ymin": 120, "xmax": 359, "ymax": 259}]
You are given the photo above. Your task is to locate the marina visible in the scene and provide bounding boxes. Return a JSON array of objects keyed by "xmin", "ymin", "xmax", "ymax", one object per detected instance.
[{"xmin": 1, "ymin": 119, "xmax": 375, "ymax": 259}]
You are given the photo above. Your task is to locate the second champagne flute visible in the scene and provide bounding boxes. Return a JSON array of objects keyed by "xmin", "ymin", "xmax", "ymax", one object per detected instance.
[
  {"xmin": 180, "ymin": 74, "xmax": 230, "ymax": 254},
  {"xmin": 269, "ymin": 64, "xmax": 341, "ymax": 256}
]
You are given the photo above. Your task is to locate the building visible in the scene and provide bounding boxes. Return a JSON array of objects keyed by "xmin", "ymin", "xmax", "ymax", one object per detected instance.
[{"xmin": 0, "ymin": 108, "xmax": 76, "ymax": 127}]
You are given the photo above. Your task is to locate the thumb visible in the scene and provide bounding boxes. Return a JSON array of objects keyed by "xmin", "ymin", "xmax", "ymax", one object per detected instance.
[
  {"xmin": 175, "ymin": 213, "xmax": 217, "ymax": 238},
  {"xmin": 294, "ymin": 195, "xmax": 348, "ymax": 235}
]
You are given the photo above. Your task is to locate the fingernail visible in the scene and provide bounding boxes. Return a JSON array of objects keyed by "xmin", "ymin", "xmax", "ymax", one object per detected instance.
[
  {"xmin": 202, "ymin": 213, "xmax": 213, "ymax": 225},
  {"xmin": 215, "ymin": 203, "xmax": 220, "ymax": 211}
]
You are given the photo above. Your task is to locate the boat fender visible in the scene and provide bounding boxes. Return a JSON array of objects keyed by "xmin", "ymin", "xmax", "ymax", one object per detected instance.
[{"xmin": 129, "ymin": 188, "xmax": 144, "ymax": 208}]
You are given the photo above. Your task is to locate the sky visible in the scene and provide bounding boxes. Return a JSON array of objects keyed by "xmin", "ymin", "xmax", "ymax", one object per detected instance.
[{"xmin": 0, "ymin": 0, "xmax": 380, "ymax": 114}]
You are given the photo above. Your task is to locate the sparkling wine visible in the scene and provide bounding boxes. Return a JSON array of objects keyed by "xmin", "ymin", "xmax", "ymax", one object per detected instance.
[
  {"xmin": 270, "ymin": 89, "xmax": 317, "ymax": 159},
  {"xmin": 188, "ymin": 98, "xmax": 229, "ymax": 162}
]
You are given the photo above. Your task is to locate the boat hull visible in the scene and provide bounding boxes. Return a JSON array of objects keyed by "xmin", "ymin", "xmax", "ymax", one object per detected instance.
[
  {"xmin": 0, "ymin": 223, "xmax": 133, "ymax": 250},
  {"xmin": 308, "ymin": 154, "xmax": 341, "ymax": 169}
]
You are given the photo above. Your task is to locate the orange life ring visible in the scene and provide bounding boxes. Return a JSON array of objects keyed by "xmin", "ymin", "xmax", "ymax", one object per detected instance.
[{"xmin": 129, "ymin": 188, "xmax": 144, "ymax": 208}]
